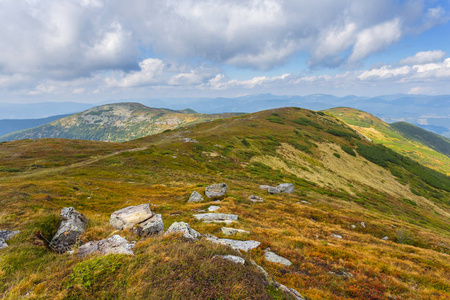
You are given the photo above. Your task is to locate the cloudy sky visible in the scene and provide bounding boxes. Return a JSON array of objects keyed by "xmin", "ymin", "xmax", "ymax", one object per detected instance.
[{"xmin": 1, "ymin": 0, "xmax": 450, "ymax": 103}]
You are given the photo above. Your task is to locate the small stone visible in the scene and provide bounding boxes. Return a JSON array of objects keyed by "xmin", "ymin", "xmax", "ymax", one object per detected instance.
[
  {"xmin": 361, "ymin": 222, "xmax": 366, "ymax": 228},
  {"xmin": 78, "ymin": 235, "xmax": 134, "ymax": 257},
  {"xmin": 259, "ymin": 185, "xmax": 272, "ymax": 190},
  {"xmin": 221, "ymin": 227, "xmax": 250, "ymax": 236},
  {"xmin": 331, "ymin": 234, "xmax": 343, "ymax": 239},
  {"xmin": 208, "ymin": 205, "xmax": 221, "ymax": 212},
  {"xmin": 249, "ymin": 195, "xmax": 264, "ymax": 202},
  {"xmin": 0, "ymin": 239, "xmax": 8, "ymax": 249},
  {"xmin": 193, "ymin": 213, "xmax": 238, "ymax": 224},
  {"xmin": 205, "ymin": 183, "xmax": 228, "ymax": 198},
  {"xmin": 264, "ymin": 248, "xmax": 292, "ymax": 266},
  {"xmin": 382, "ymin": 236, "xmax": 389, "ymax": 240},
  {"xmin": 182, "ymin": 138, "xmax": 198, "ymax": 143},
  {"xmin": 166, "ymin": 222, "xmax": 202, "ymax": 240},
  {"xmin": 268, "ymin": 187, "xmax": 278, "ymax": 194},
  {"xmin": 206, "ymin": 236, "xmax": 260, "ymax": 252},
  {"xmin": 188, "ymin": 191, "xmax": 204, "ymax": 202},
  {"xmin": 351, "ymin": 225, "xmax": 356, "ymax": 229},
  {"xmin": 214, "ymin": 255, "xmax": 245, "ymax": 265},
  {"xmin": 300, "ymin": 200, "xmax": 311, "ymax": 204},
  {"xmin": 276, "ymin": 183, "xmax": 295, "ymax": 193}
]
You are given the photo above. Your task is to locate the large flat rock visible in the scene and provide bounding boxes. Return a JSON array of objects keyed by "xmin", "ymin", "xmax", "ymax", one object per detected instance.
[
  {"xmin": 78, "ymin": 235, "xmax": 134, "ymax": 257},
  {"xmin": 206, "ymin": 236, "xmax": 260, "ymax": 252},
  {"xmin": 193, "ymin": 213, "xmax": 238, "ymax": 223},
  {"xmin": 264, "ymin": 248, "xmax": 292, "ymax": 266},
  {"xmin": 110, "ymin": 204, "xmax": 153, "ymax": 230}
]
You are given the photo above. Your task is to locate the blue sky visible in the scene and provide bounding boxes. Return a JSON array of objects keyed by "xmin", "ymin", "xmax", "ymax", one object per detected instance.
[{"xmin": 0, "ymin": 0, "xmax": 450, "ymax": 103}]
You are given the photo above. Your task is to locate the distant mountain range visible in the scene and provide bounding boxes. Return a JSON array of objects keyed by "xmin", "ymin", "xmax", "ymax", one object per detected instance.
[
  {"xmin": 0, "ymin": 114, "xmax": 70, "ymax": 137},
  {"xmin": 0, "ymin": 103, "xmax": 239, "ymax": 142},
  {"xmin": 2, "ymin": 93, "xmax": 448, "ymax": 137}
]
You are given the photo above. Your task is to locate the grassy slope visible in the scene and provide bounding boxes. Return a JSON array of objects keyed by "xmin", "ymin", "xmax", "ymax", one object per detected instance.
[
  {"xmin": 324, "ymin": 107, "xmax": 450, "ymax": 175},
  {"xmin": 0, "ymin": 103, "xmax": 239, "ymax": 143},
  {"xmin": 0, "ymin": 107, "xmax": 449, "ymax": 299}
]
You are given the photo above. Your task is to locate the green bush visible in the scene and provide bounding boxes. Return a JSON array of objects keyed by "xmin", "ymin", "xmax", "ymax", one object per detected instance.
[{"xmin": 341, "ymin": 146, "xmax": 356, "ymax": 156}]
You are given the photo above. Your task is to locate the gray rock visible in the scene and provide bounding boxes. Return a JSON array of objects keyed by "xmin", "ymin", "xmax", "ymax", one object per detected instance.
[
  {"xmin": 188, "ymin": 191, "xmax": 204, "ymax": 202},
  {"xmin": 264, "ymin": 248, "xmax": 292, "ymax": 266},
  {"xmin": 382, "ymin": 236, "xmax": 389, "ymax": 240},
  {"xmin": 248, "ymin": 195, "xmax": 264, "ymax": 202},
  {"xmin": 221, "ymin": 227, "xmax": 250, "ymax": 236},
  {"xmin": 259, "ymin": 185, "xmax": 272, "ymax": 190},
  {"xmin": 0, "ymin": 239, "xmax": 8, "ymax": 249},
  {"xmin": 110, "ymin": 204, "xmax": 153, "ymax": 230},
  {"xmin": 350, "ymin": 225, "xmax": 356, "ymax": 229},
  {"xmin": 361, "ymin": 222, "xmax": 366, "ymax": 228},
  {"xmin": 300, "ymin": 200, "xmax": 311, "ymax": 204},
  {"xmin": 205, "ymin": 183, "xmax": 228, "ymax": 198},
  {"xmin": 183, "ymin": 138, "xmax": 198, "ymax": 143},
  {"xmin": 49, "ymin": 207, "xmax": 88, "ymax": 253},
  {"xmin": 330, "ymin": 234, "xmax": 343, "ymax": 239},
  {"xmin": 133, "ymin": 214, "xmax": 164, "ymax": 236},
  {"xmin": 268, "ymin": 187, "xmax": 278, "ymax": 194},
  {"xmin": 279, "ymin": 284, "xmax": 305, "ymax": 300},
  {"xmin": 193, "ymin": 213, "xmax": 238, "ymax": 224},
  {"xmin": 166, "ymin": 222, "xmax": 201, "ymax": 240},
  {"xmin": 0, "ymin": 230, "xmax": 20, "ymax": 241},
  {"xmin": 207, "ymin": 205, "xmax": 221, "ymax": 212},
  {"xmin": 206, "ymin": 236, "xmax": 260, "ymax": 252},
  {"xmin": 78, "ymin": 235, "xmax": 134, "ymax": 257},
  {"xmin": 276, "ymin": 183, "xmax": 295, "ymax": 193},
  {"xmin": 214, "ymin": 255, "xmax": 245, "ymax": 265}
]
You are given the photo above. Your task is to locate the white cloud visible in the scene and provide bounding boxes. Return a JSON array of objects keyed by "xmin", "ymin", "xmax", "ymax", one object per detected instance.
[
  {"xmin": 349, "ymin": 19, "xmax": 402, "ymax": 62},
  {"xmin": 399, "ymin": 50, "xmax": 446, "ymax": 65}
]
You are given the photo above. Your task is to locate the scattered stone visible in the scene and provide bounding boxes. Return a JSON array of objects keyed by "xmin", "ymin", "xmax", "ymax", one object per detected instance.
[
  {"xmin": 259, "ymin": 185, "xmax": 271, "ymax": 190},
  {"xmin": 78, "ymin": 235, "xmax": 134, "ymax": 257},
  {"xmin": 193, "ymin": 213, "xmax": 238, "ymax": 224},
  {"xmin": 206, "ymin": 235, "xmax": 260, "ymax": 252},
  {"xmin": 382, "ymin": 236, "xmax": 389, "ymax": 241},
  {"xmin": 49, "ymin": 207, "xmax": 88, "ymax": 253},
  {"xmin": 268, "ymin": 187, "xmax": 278, "ymax": 194},
  {"xmin": 133, "ymin": 214, "xmax": 164, "ymax": 236},
  {"xmin": 249, "ymin": 195, "xmax": 264, "ymax": 202},
  {"xmin": 214, "ymin": 255, "xmax": 245, "ymax": 265},
  {"xmin": 361, "ymin": 222, "xmax": 366, "ymax": 228},
  {"xmin": 208, "ymin": 205, "xmax": 221, "ymax": 212},
  {"xmin": 330, "ymin": 234, "xmax": 343, "ymax": 239},
  {"xmin": 110, "ymin": 204, "xmax": 153, "ymax": 230},
  {"xmin": 205, "ymin": 183, "xmax": 228, "ymax": 198},
  {"xmin": 166, "ymin": 222, "xmax": 202, "ymax": 240},
  {"xmin": 300, "ymin": 200, "xmax": 311, "ymax": 204},
  {"xmin": 279, "ymin": 284, "xmax": 305, "ymax": 300},
  {"xmin": 276, "ymin": 183, "xmax": 295, "ymax": 193},
  {"xmin": 193, "ymin": 209, "xmax": 207, "ymax": 213},
  {"xmin": 188, "ymin": 191, "xmax": 204, "ymax": 202},
  {"xmin": 0, "ymin": 239, "xmax": 8, "ymax": 249},
  {"xmin": 264, "ymin": 248, "xmax": 292, "ymax": 266},
  {"xmin": 351, "ymin": 225, "xmax": 356, "ymax": 229},
  {"xmin": 221, "ymin": 227, "xmax": 250, "ymax": 236},
  {"xmin": 110, "ymin": 204, "xmax": 163, "ymax": 236},
  {"xmin": 0, "ymin": 230, "xmax": 20, "ymax": 241},
  {"xmin": 182, "ymin": 138, "xmax": 198, "ymax": 143}
]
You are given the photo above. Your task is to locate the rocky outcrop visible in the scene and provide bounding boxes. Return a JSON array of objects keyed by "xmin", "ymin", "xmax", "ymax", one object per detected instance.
[
  {"xmin": 49, "ymin": 207, "xmax": 88, "ymax": 253},
  {"xmin": 110, "ymin": 204, "xmax": 163, "ymax": 236},
  {"xmin": 182, "ymin": 138, "xmax": 198, "ymax": 143},
  {"xmin": 205, "ymin": 235, "xmax": 260, "ymax": 252},
  {"xmin": 165, "ymin": 222, "xmax": 201, "ymax": 240},
  {"xmin": 221, "ymin": 227, "xmax": 250, "ymax": 236},
  {"xmin": 264, "ymin": 248, "xmax": 292, "ymax": 266},
  {"xmin": 193, "ymin": 213, "xmax": 238, "ymax": 224},
  {"xmin": 78, "ymin": 235, "xmax": 135, "ymax": 257},
  {"xmin": 188, "ymin": 191, "xmax": 204, "ymax": 202},
  {"xmin": 205, "ymin": 183, "xmax": 228, "ymax": 198},
  {"xmin": 214, "ymin": 255, "xmax": 245, "ymax": 265},
  {"xmin": 248, "ymin": 195, "xmax": 264, "ymax": 202}
]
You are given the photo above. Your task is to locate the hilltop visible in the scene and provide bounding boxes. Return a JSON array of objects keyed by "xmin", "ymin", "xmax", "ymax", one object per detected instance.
[
  {"xmin": 0, "ymin": 103, "xmax": 240, "ymax": 142},
  {"xmin": 0, "ymin": 107, "xmax": 449, "ymax": 299},
  {"xmin": 325, "ymin": 107, "xmax": 450, "ymax": 175}
]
